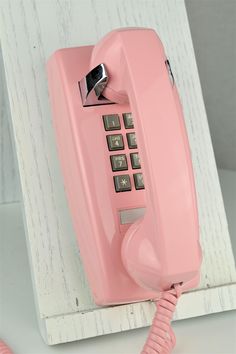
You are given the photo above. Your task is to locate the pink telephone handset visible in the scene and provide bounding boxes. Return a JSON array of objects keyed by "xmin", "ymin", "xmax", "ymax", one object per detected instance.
[{"xmin": 47, "ymin": 28, "xmax": 202, "ymax": 353}]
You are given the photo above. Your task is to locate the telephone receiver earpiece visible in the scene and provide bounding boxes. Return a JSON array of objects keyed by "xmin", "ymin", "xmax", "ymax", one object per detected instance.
[{"xmin": 90, "ymin": 28, "xmax": 201, "ymax": 293}]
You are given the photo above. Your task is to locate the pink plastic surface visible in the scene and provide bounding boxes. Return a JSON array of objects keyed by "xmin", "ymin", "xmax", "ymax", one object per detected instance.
[
  {"xmin": 0, "ymin": 340, "xmax": 13, "ymax": 354},
  {"xmin": 47, "ymin": 28, "xmax": 201, "ymax": 305}
]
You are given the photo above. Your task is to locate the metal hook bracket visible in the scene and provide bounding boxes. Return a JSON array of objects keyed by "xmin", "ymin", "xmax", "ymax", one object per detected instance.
[{"xmin": 79, "ymin": 63, "xmax": 113, "ymax": 107}]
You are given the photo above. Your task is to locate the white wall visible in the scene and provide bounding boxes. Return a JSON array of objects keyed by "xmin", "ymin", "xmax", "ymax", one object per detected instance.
[{"xmin": 186, "ymin": 0, "xmax": 236, "ymax": 170}]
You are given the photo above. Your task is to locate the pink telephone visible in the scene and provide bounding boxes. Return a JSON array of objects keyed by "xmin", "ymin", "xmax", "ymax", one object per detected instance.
[{"xmin": 47, "ymin": 28, "xmax": 202, "ymax": 353}]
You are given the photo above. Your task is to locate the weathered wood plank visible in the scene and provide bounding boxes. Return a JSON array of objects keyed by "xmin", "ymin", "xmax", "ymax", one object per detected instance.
[
  {"xmin": 0, "ymin": 0, "xmax": 235, "ymax": 343},
  {"xmin": 0, "ymin": 46, "xmax": 20, "ymax": 203},
  {"xmin": 45, "ymin": 283, "xmax": 236, "ymax": 345}
]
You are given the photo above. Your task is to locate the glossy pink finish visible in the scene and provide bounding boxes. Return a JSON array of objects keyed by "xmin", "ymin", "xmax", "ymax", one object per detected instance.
[
  {"xmin": 91, "ymin": 29, "xmax": 202, "ymax": 293},
  {"xmin": 47, "ymin": 28, "xmax": 201, "ymax": 305}
]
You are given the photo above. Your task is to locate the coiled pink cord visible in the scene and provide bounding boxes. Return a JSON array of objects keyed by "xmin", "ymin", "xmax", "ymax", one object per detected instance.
[
  {"xmin": 0, "ymin": 341, "xmax": 13, "ymax": 354},
  {"xmin": 141, "ymin": 284, "xmax": 182, "ymax": 354}
]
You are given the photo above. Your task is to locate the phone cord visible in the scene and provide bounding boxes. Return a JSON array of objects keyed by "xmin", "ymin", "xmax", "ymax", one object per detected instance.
[
  {"xmin": 141, "ymin": 283, "xmax": 182, "ymax": 354},
  {"xmin": 0, "ymin": 340, "xmax": 13, "ymax": 354}
]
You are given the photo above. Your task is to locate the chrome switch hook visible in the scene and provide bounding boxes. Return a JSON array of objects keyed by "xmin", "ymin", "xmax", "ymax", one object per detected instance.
[{"xmin": 79, "ymin": 63, "xmax": 113, "ymax": 107}]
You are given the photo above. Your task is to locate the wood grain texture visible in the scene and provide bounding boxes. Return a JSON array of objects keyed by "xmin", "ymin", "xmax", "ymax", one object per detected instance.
[
  {"xmin": 45, "ymin": 283, "xmax": 236, "ymax": 344},
  {"xmin": 0, "ymin": 0, "xmax": 235, "ymax": 343},
  {"xmin": 0, "ymin": 46, "xmax": 20, "ymax": 203}
]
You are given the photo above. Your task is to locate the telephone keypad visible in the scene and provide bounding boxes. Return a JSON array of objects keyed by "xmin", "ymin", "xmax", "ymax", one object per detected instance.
[
  {"xmin": 110, "ymin": 154, "xmax": 128, "ymax": 171},
  {"xmin": 126, "ymin": 132, "xmax": 137, "ymax": 149},
  {"xmin": 103, "ymin": 114, "xmax": 121, "ymax": 131},
  {"xmin": 107, "ymin": 134, "xmax": 124, "ymax": 151},
  {"xmin": 134, "ymin": 173, "xmax": 144, "ymax": 190},
  {"xmin": 103, "ymin": 112, "xmax": 145, "ymax": 192},
  {"xmin": 130, "ymin": 152, "xmax": 141, "ymax": 169},
  {"xmin": 114, "ymin": 174, "xmax": 131, "ymax": 192},
  {"xmin": 123, "ymin": 112, "xmax": 134, "ymax": 129}
]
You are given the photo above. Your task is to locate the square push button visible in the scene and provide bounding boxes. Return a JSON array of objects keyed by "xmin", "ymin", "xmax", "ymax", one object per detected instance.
[
  {"xmin": 127, "ymin": 132, "xmax": 137, "ymax": 149},
  {"xmin": 103, "ymin": 114, "xmax": 121, "ymax": 131},
  {"xmin": 130, "ymin": 153, "xmax": 141, "ymax": 169},
  {"xmin": 110, "ymin": 154, "xmax": 128, "ymax": 171},
  {"xmin": 134, "ymin": 173, "xmax": 144, "ymax": 190},
  {"xmin": 114, "ymin": 174, "xmax": 131, "ymax": 192},
  {"xmin": 123, "ymin": 113, "xmax": 134, "ymax": 129},
  {"xmin": 107, "ymin": 134, "xmax": 124, "ymax": 151}
]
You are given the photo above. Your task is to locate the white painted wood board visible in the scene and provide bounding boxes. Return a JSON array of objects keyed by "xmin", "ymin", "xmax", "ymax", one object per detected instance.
[
  {"xmin": 0, "ymin": 46, "xmax": 20, "ymax": 203},
  {"xmin": 0, "ymin": 0, "xmax": 235, "ymax": 344}
]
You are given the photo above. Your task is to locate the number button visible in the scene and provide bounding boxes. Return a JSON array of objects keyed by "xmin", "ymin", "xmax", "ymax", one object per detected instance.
[
  {"xmin": 130, "ymin": 153, "xmax": 141, "ymax": 169},
  {"xmin": 123, "ymin": 113, "xmax": 134, "ymax": 129},
  {"xmin": 133, "ymin": 173, "xmax": 144, "ymax": 190},
  {"xmin": 127, "ymin": 132, "xmax": 137, "ymax": 149},
  {"xmin": 107, "ymin": 134, "xmax": 124, "ymax": 151},
  {"xmin": 103, "ymin": 114, "xmax": 121, "ymax": 131},
  {"xmin": 114, "ymin": 174, "xmax": 131, "ymax": 192},
  {"xmin": 110, "ymin": 154, "xmax": 128, "ymax": 171}
]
